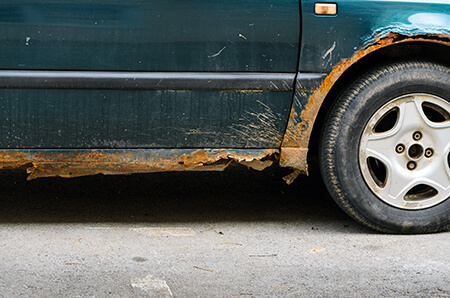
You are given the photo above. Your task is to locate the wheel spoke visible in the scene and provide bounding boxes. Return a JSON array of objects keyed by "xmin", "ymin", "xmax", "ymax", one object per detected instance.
[
  {"xmin": 380, "ymin": 151, "xmax": 450, "ymax": 206},
  {"xmin": 397, "ymin": 99, "xmax": 429, "ymax": 132},
  {"xmin": 431, "ymin": 121, "xmax": 450, "ymax": 145},
  {"xmin": 365, "ymin": 133, "xmax": 397, "ymax": 167},
  {"xmin": 379, "ymin": 164, "xmax": 414, "ymax": 203}
]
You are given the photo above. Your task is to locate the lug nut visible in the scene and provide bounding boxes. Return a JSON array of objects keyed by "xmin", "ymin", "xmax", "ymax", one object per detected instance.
[
  {"xmin": 395, "ymin": 144, "xmax": 405, "ymax": 154},
  {"xmin": 413, "ymin": 131, "xmax": 422, "ymax": 141},
  {"xmin": 425, "ymin": 148, "xmax": 434, "ymax": 158},
  {"xmin": 407, "ymin": 161, "xmax": 417, "ymax": 170}
]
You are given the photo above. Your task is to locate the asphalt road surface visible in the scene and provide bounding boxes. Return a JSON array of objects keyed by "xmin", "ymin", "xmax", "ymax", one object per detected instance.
[{"xmin": 0, "ymin": 165, "xmax": 448, "ymax": 297}]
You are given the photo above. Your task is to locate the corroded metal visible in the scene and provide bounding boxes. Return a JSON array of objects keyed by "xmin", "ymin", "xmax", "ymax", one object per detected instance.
[
  {"xmin": 280, "ymin": 32, "xmax": 450, "ymax": 173},
  {"xmin": 1, "ymin": 32, "xmax": 448, "ymax": 182},
  {"xmin": 0, "ymin": 149, "xmax": 278, "ymax": 180}
]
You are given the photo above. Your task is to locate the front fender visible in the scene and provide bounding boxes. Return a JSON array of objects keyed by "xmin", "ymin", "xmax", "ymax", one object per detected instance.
[{"xmin": 280, "ymin": 0, "xmax": 450, "ymax": 175}]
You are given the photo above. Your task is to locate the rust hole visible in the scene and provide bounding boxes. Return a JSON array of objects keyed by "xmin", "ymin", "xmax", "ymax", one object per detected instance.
[
  {"xmin": 18, "ymin": 162, "xmax": 34, "ymax": 169},
  {"xmin": 202, "ymin": 158, "xmax": 231, "ymax": 166}
]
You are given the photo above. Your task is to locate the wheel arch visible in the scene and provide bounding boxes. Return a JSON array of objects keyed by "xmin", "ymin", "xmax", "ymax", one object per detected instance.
[{"xmin": 280, "ymin": 33, "xmax": 450, "ymax": 178}]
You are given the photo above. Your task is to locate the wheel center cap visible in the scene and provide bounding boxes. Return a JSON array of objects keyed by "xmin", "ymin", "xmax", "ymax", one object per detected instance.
[{"xmin": 407, "ymin": 143, "xmax": 424, "ymax": 160}]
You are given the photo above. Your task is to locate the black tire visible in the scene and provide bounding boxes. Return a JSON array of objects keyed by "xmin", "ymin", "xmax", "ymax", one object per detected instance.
[{"xmin": 319, "ymin": 60, "xmax": 450, "ymax": 233}]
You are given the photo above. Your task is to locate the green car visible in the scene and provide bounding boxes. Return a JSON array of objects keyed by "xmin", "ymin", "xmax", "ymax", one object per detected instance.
[{"xmin": 0, "ymin": 0, "xmax": 449, "ymax": 233}]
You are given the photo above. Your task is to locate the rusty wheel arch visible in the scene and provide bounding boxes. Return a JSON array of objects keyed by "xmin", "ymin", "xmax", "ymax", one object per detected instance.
[
  {"xmin": 308, "ymin": 38, "xmax": 450, "ymax": 160},
  {"xmin": 280, "ymin": 33, "xmax": 450, "ymax": 181}
]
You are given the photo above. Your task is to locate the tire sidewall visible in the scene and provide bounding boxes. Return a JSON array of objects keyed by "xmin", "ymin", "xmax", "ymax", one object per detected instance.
[{"xmin": 325, "ymin": 62, "xmax": 450, "ymax": 233}]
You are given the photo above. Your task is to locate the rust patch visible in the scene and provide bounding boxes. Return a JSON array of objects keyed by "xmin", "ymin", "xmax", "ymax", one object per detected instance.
[
  {"xmin": 280, "ymin": 33, "xmax": 450, "ymax": 172},
  {"xmin": 280, "ymin": 147, "xmax": 308, "ymax": 184},
  {"xmin": 0, "ymin": 149, "xmax": 278, "ymax": 180},
  {"xmin": 279, "ymin": 147, "xmax": 308, "ymax": 172}
]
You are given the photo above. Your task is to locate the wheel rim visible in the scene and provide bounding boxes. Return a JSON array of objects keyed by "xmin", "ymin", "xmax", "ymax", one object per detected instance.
[{"xmin": 359, "ymin": 93, "xmax": 450, "ymax": 210}]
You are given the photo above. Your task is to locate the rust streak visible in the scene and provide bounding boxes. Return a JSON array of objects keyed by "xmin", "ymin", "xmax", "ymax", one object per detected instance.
[{"xmin": 281, "ymin": 33, "xmax": 450, "ymax": 172}]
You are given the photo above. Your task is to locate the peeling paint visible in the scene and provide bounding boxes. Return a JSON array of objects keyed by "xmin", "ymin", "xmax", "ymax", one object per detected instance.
[
  {"xmin": 281, "ymin": 31, "xmax": 450, "ymax": 172},
  {"xmin": 282, "ymin": 169, "xmax": 301, "ymax": 185},
  {"xmin": 0, "ymin": 149, "xmax": 278, "ymax": 180},
  {"xmin": 363, "ymin": 23, "xmax": 450, "ymax": 48}
]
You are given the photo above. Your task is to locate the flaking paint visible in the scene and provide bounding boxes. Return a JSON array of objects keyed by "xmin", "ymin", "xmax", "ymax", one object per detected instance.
[
  {"xmin": 0, "ymin": 149, "xmax": 278, "ymax": 180},
  {"xmin": 280, "ymin": 32, "xmax": 450, "ymax": 173}
]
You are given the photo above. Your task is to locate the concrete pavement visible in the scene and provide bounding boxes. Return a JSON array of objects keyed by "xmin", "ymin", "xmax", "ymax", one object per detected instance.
[{"xmin": 0, "ymin": 166, "xmax": 448, "ymax": 297}]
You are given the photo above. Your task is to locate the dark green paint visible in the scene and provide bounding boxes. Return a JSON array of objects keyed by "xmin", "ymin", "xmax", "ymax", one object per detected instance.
[
  {"xmin": 0, "ymin": 89, "xmax": 291, "ymax": 148},
  {"xmin": 0, "ymin": 0, "xmax": 301, "ymax": 149},
  {"xmin": 0, "ymin": 0, "xmax": 299, "ymax": 72},
  {"xmin": 299, "ymin": 0, "xmax": 450, "ymax": 72}
]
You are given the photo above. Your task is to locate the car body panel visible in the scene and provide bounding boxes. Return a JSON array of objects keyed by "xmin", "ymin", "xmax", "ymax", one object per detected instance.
[
  {"xmin": 298, "ymin": 0, "xmax": 450, "ymax": 73},
  {"xmin": 0, "ymin": 0, "xmax": 300, "ymax": 149},
  {"xmin": 279, "ymin": 0, "xmax": 450, "ymax": 174},
  {"xmin": 0, "ymin": 0, "xmax": 448, "ymax": 179},
  {"xmin": 0, "ymin": 0, "xmax": 299, "ymax": 72},
  {"xmin": 0, "ymin": 88, "xmax": 292, "ymax": 148}
]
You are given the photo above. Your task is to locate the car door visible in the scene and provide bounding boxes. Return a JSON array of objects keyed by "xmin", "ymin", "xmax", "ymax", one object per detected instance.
[{"xmin": 0, "ymin": 0, "xmax": 299, "ymax": 149}]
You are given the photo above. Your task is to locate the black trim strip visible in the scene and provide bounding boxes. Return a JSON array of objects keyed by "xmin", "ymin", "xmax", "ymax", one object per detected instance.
[
  {"xmin": 0, "ymin": 71, "xmax": 296, "ymax": 91},
  {"xmin": 296, "ymin": 73, "xmax": 327, "ymax": 90}
]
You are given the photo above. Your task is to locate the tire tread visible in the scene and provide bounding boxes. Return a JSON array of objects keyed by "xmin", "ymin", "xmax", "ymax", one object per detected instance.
[{"xmin": 319, "ymin": 60, "xmax": 450, "ymax": 234}]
